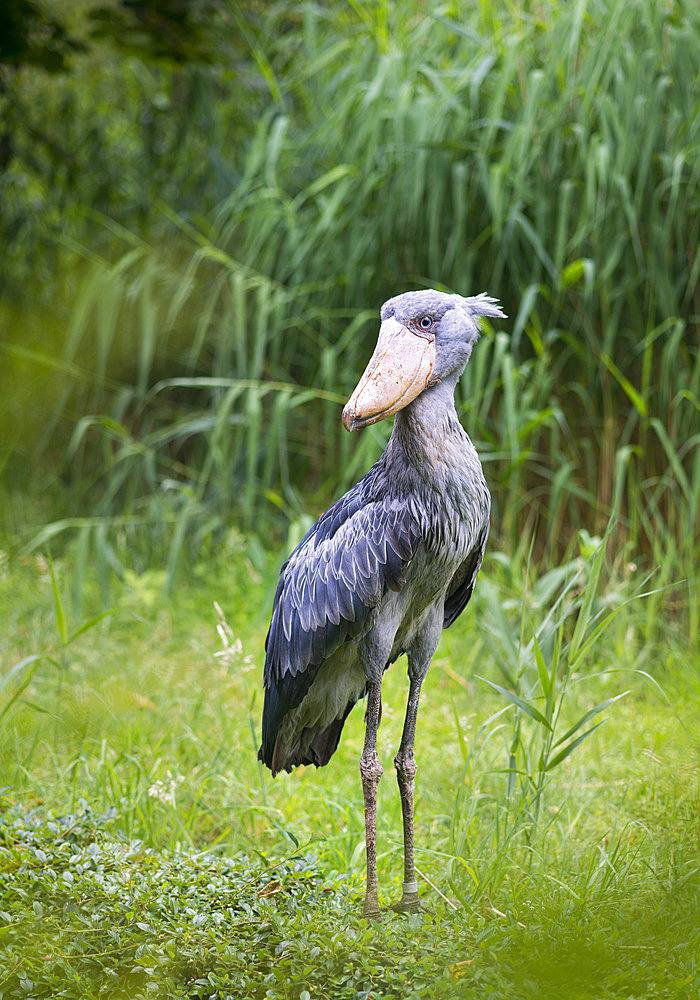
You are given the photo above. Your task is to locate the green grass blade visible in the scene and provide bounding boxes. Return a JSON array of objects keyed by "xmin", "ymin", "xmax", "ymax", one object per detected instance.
[
  {"xmin": 551, "ymin": 693, "xmax": 628, "ymax": 750},
  {"xmin": 49, "ymin": 558, "xmax": 68, "ymax": 647},
  {"xmin": 477, "ymin": 677, "xmax": 554, "ymax": 732},
  {"xmin": 543, "ymin": 721, "xmax": 604, "ymax": 772}
]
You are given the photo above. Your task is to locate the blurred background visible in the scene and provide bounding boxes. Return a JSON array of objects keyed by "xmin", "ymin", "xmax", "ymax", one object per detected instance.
[{"xmin": 0, "ymin": 0, "xmax": 698, "ymax": 628}]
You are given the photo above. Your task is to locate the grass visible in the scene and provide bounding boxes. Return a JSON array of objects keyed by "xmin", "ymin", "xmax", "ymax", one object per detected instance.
[
  {"xmin": 2, "ymin": 807, "xmax": 697, "ymax": 999},
  {"xmin": 1, "ymin": 548, "xmax": 697, "ymax": 998}
]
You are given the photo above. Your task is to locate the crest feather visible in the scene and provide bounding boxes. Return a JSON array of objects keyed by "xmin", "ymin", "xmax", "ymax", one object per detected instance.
[{"xmin": 461, "ymin": 293, "xmax": 507, "ymax": 320}]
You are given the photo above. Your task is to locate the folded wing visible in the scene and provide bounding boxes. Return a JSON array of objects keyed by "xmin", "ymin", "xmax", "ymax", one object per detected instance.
[{"xmin": 259, "ymin": 481, "xmax": 422, "ymax": 769}]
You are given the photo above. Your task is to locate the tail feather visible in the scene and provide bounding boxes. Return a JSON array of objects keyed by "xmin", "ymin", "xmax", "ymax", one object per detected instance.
[{"xmin": 262, "ymin": 697, "xmax": 357, "ymax": 776}]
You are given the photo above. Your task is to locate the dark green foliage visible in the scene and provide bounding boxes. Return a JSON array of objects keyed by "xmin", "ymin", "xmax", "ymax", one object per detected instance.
[
  {"xmin": 0, "ymin": 0, "xmax": 84, "ymax": 72},
  {"xmin": 0, "ymin": 803, "xmax": 327, "ymax": 998},
  {"xmin": 90, "ymin": 1, "xmax": 236, "ymax": 66},
  {"xmin": 1, "ymin": 802, "xmax": 697, "ymax": 999}
]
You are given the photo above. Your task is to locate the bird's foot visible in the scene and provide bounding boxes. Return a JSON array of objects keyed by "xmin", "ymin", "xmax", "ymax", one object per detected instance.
[
  {"xmin": 390, "ymin": 894, "xmax": 421, "ymax": 914},
  {"xmin": 389, "ymin": 881, "xmax": 426, "ymax": 915},
  {"xmin": 362, "ymin": 888, "xmax": 382, "ymax": 921},
  {"xmin": 362, "ymin": 892, "xmax": 428, "ymax": 920}
]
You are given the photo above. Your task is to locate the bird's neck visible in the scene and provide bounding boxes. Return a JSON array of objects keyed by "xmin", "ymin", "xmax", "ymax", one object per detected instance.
[
  {"xmin": 394, "ymin": 375, "xmax": 459, "ymax": 436},
  {"xmin": 387, "ymin": 375, "xmax": 481, "ymax": 488}
]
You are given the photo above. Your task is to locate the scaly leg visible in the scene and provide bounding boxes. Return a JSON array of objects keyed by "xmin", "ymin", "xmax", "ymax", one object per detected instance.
[
  {"xmin": 393, "ymin": 613, "xmax": 441, "ymax": 912},
  {"xmin": 393, "ymin": 673, "xmax": 424, "ymax": 912},
  {"xmin": 360, "ymin": 677, "xmax": 383, "ymax": 919}
]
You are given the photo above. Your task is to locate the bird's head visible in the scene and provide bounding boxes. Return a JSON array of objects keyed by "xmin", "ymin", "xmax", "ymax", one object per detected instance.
[{"xmin": 342, "ymin": 289, "xmax": 506, "ymax": 431}]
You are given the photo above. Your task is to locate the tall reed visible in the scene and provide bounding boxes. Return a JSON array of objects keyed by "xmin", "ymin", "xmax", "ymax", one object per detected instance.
[{"xmin": 2, "ymin": 0, "xmax": 697, "ymax": 629}]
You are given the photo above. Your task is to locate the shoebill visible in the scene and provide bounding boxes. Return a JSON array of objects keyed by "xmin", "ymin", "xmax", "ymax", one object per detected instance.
[{"xmin": 258, "ymin": 289, "xmax": 505, "ymax": 918}]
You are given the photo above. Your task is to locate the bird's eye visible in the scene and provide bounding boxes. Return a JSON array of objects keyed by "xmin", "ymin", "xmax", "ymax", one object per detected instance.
[{"xmin": 419, "ymin": 316, "xmax": 433, "ymax": 330}]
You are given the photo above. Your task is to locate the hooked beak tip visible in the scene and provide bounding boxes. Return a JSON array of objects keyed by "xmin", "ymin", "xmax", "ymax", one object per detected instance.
[{"xmin": 342, "ymin": 402, "xmax": 356, "ymax": 432}]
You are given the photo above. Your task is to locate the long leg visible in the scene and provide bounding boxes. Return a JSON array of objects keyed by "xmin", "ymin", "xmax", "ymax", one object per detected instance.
[
  {"xmin": 360, "ymin": 677, "xmax": 383, "ymax": 918},
  {"xmin": 393, "ymin": 673, "xmax": 425, "ymax": 911},
  {"xmin": 393, "ymin": 613, "xmax": 441, "ymax": 912}
]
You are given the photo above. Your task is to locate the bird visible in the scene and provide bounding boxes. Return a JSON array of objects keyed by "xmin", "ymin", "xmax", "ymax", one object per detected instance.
[{"xmin": 258, "ymin": 288, "xmax": 506, "ymax": 918}]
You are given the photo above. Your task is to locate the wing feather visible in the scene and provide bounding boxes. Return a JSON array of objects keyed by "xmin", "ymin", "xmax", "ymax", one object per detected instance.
[
  {"xmin": 259, "ymin": 477, "xmax": 421, "ymax": 768},
  {"xmin": 442, "ymin": 523, "xmax": 489, "ymax": 629}
]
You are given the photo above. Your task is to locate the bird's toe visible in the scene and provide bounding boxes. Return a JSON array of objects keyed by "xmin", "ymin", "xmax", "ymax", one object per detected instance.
[{"xmin": 389, "ymin": 891, "xmax": 423, "ymax": 915}]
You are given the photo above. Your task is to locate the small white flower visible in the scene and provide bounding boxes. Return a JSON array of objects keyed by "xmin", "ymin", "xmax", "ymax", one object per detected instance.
[
  {"xmin": 213, "ymin": 601, "xmax": 255, "ymax": 671},
  {"xmin": 148, "ymin": 771, "xmax": 185, "ymax": 807}
]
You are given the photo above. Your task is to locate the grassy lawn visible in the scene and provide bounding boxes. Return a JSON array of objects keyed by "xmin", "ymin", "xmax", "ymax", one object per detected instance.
[{"xmin": 1, "ymin": 549, "xmax": 697, "ymax": 999}]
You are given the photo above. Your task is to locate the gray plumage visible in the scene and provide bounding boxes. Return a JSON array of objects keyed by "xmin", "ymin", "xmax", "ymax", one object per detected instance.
[{"xmin": 258, "ymin": 288, "xmax": 506, "ymax": 916}]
